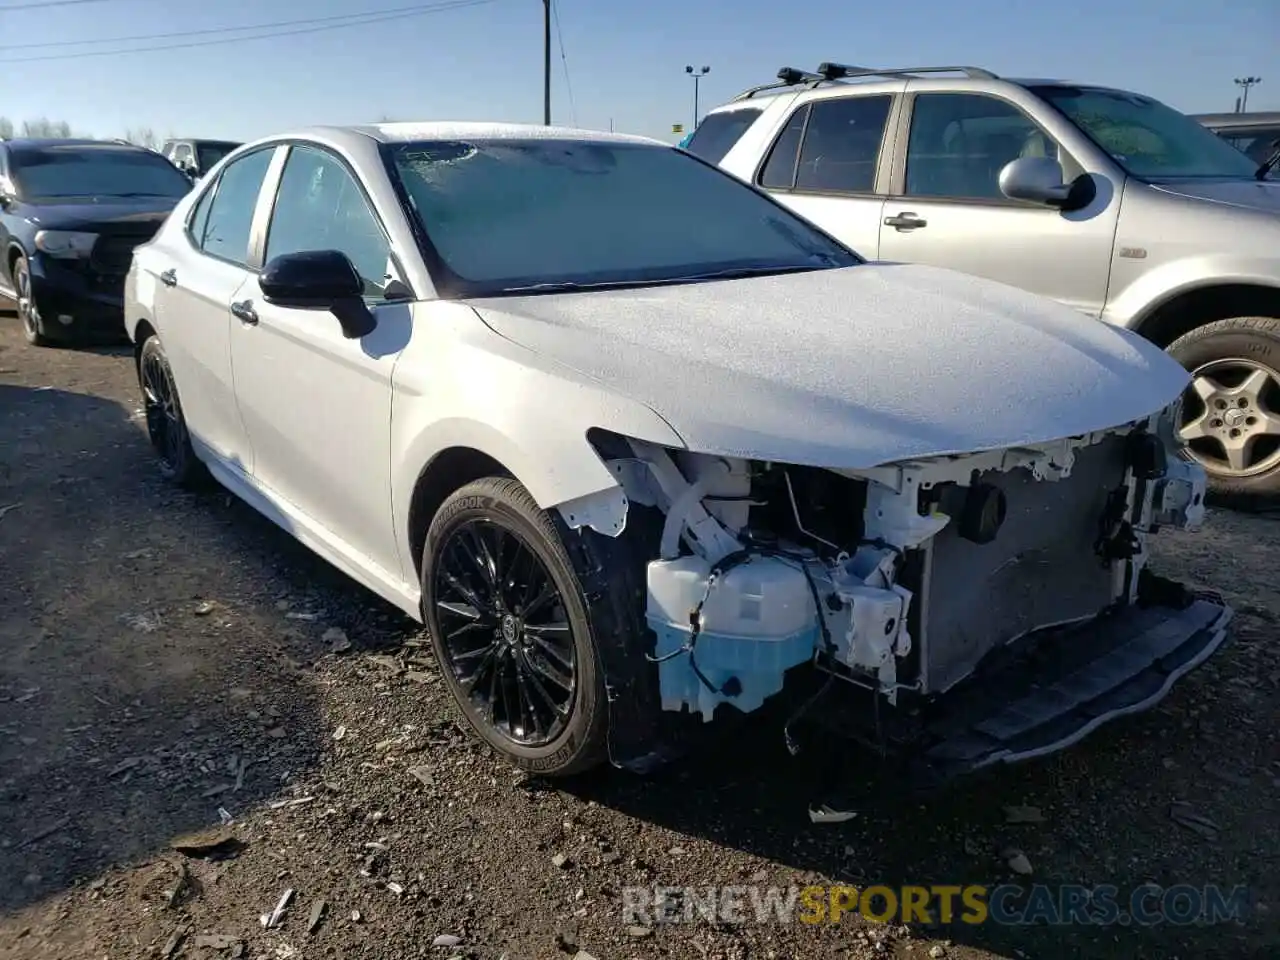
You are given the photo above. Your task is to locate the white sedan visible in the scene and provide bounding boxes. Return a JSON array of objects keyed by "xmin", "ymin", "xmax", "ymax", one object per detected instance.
[{"xmin": 125, "ymin": 122, "xmax": 1229, "ymax": 780}]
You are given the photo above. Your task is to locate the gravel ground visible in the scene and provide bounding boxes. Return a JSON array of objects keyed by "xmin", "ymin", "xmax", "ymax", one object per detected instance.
[{"xmin": 0, "ymin": 313, "xmax": 1277, "ymax": 960}]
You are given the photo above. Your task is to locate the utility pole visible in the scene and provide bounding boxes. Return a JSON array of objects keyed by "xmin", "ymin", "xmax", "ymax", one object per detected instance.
[
  {"xmin": 1234, "ymin": 76, "xmax": 1261, "ymax": 113},
  {"xmin": 685, "ymin": 65, "xmax": 710, "ymax": 129},
  {"xmin": 543, "ymin": 0, "xmax": 552, "ymax": 125}
]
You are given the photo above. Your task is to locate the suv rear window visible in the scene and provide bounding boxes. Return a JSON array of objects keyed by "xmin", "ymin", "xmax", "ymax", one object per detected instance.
[{"xmin": 684, "ymin": 108, "xmax": 763, "ymax": 164}]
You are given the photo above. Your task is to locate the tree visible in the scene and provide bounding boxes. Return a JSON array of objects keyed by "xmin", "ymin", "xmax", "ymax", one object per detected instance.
[
  {"xmin": 0, "ymin": 116, "xmax": 12, "ymax": 140},
  {"xmin": 124, "ymin": 126, "xmax": 159, "ymax": 150},
  {"xmin": 20, "ymin": 117, "xmax": 72, "ymax": 138}
]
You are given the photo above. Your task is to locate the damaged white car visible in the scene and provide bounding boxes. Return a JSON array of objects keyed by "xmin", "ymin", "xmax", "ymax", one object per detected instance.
[{"xmin": 124, "ymin": 122, "xmax": 1230, "ymax": 779}]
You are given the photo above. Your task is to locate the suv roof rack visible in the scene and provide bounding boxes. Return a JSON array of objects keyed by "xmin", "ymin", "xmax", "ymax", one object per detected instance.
[
  {"xmin": 730, "ymin": 66, "xmax": 828, "ymax": 102},
  {"xmin": 816, "ymin": 62, "xmax": 999, "ymax": 81}
]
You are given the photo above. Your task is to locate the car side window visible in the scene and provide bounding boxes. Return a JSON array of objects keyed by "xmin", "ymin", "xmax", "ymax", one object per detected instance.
[
  {"xmin": 187, "ymin": 182, "xmax": 216, "ymax": 247},
  {"xmin": 201, "ymin": 148, "xmax": 273, "ymax": 266},
  {"xmin": 758, "ymin": 105, "xmax": 808, "ymax": 189},
  {"xmin": 904, "ymin": 93, "xmax": 1056, "ymax": 201},
  {"xmin": 264, "ymin": 144, "xmax": 392, "ymax": 299},
  {"xmin": 793, "ymin": 96, "xmax": 892, "ymax": 194},
  {"xmin": 684, "ymin": 108, "xmax": 763, "ymax": 164},
  {"xmin": 172, "ymin": 144, "xmax": 193, "ymax": 166}
]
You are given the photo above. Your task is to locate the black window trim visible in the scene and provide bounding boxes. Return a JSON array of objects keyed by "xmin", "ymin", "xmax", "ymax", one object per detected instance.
[
  {"xmin": 754, "ymin": 103, "xmax": 810, "ymax": 191},
  {"xmin": 887, "ymin": 88, "xmax": 1084, "ymax": 209},
  {"xmin": 182, "ymin": 144, "xmax": 280, "ymax": 269},
  {"xmin": 256, "ymin": 139, "xmax": 415, "ymax": 302},
  {"xmin": 754, "ymin": 93, "xmax": 900, "ymax": 200}
]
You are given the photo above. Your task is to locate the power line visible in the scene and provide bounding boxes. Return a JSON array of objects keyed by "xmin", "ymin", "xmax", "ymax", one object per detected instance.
[
  {"xmin": 0, "ymin": 2, "xmax": 469, "ymax": 51},
  {"xmin": 4, "ymin": 0, "xmax": 499, "ymax": 64},
  {"xmin": 0, "ymin": 0, "xmax": 119, "ymax": 10},
  {"xmin": 551, "ymin": 0, "xmax": 577, "ymax": 127}
]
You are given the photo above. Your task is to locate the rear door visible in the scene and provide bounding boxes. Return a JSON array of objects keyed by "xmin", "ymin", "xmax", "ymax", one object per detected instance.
[
  {"xmin": 750, "ymin": 89, "xmax": 904, "ymax": 259},
  {"xmin": 154, "ymin": 145, "xmax": 278, "ymax": 471}
]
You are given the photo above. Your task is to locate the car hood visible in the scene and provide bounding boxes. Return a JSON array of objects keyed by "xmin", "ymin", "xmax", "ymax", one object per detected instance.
[
  {"xmin": 470, "ymin": 263, "xmax": 1191, "ymax": 469},
  {"xmin": 22, "ymin": 197, "xmax": 179, "ymax": 232},
  {"xmin": 1152, "ymin": 178, "xmax": 1280, "ymax": 214}
]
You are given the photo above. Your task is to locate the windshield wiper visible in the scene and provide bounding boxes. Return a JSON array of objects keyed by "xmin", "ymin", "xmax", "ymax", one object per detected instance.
[
  {"xmin": 497, "ymin": 265, "xmax": 826, "ymax": 295},
  {"xmin": 1256, "ymin": 140, "xmax": 1280, "ymax": 181}
]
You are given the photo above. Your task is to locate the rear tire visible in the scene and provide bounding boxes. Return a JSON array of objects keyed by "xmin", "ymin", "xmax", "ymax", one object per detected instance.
[
  {"xmin": 1168, "ymin": 316, "xmax": 1280, "ymax": 501},
  {"xmin": 137, "ymin": 333, "xmax": 206, "ymax": 487},
  {"xmin": 421, "ymin": 477, "xmax": 608, "ymax": 777}
]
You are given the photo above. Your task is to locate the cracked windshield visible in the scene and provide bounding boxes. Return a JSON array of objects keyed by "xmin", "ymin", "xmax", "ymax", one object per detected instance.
[{"xmin": 0, "ymin": 2, "xmax": 1277, "ymax": 960}]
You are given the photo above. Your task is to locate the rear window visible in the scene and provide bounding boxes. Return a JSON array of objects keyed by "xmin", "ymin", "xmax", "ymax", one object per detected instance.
[{"xmin": 684, "ymin": 108, "xmax": 763, "ymax": 164}]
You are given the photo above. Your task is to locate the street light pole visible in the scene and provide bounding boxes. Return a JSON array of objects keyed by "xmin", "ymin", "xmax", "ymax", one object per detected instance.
[
  {"xmin": 685, "ymin": 65, "xmax": 710, "ymax": 130},
  {"xmin": 1234, "ymin": 76, "xmax": 1261, "ymax": 113},
  {"xmin": 543, "ymin": 0, "xmax": 552, "ymax": 125}
]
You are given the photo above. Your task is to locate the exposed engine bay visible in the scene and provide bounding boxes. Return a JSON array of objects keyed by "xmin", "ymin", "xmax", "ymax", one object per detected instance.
[{"xmin": 574, "ymin": 404, "xmax": 1231, "ymax": 778}]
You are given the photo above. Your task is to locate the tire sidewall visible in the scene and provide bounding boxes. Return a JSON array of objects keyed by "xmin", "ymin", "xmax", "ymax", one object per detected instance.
[
  {"xmin": 138, "ymin": 334, "xmax": 195, "ymax": 483},
  {"xmin": 14, "ymin": 255, "xmax": 46, "ymax": 346},
  {"xmin": 421, "ymin": 481, "xmax": 605, "ymax": 775},
  {"xmin": 1167, "ymin": 318, "xmax": 1280, "ymax": 499}
]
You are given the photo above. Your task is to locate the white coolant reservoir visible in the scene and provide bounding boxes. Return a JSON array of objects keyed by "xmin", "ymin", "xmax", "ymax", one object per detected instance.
[{"xmin": 645, "ymin": 555, "xmax": 819, "ymax": 721}]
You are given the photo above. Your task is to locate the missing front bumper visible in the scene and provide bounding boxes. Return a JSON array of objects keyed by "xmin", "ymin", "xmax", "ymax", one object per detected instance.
[{"xmin": 913, "ymin": 590, "xmax": 1232, "ymax": 780}]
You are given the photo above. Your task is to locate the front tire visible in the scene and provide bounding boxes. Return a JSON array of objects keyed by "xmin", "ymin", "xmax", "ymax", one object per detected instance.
[
  {"xmin": 422, "ymin": 477, "xmax": 608, "ymax": 777},
  {"xmin": 1168, "ymin": 317, "xmax": 1280, "ymax": 501},
  {"xmin": 137, "ymin": 334, "xmax": 205, "ymax": 487},
  {"xmin": 13, "ymin": 254, "xmax": 52, "ymax": 347}
]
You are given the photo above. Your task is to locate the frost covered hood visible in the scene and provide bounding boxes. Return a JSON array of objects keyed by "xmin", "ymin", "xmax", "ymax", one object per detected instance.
[{"xmin": 472, "ymin": 262, "xmax": 1191, "ymax": 468}]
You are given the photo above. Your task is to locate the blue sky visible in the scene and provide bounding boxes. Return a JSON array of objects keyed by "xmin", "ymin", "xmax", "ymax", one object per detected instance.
[{"xmin": 0, "ymin": 0, "xmax": 1275, "ymax": 143}]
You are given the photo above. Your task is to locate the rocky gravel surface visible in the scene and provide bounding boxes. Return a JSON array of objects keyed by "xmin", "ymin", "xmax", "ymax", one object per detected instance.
[{"xmin": 0, "ymin": 317, "xmax": 1277, "ymax": 959}]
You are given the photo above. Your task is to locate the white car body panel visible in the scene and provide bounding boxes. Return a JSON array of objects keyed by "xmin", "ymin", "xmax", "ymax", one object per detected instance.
[
  {"xmin": 121, "ymin": 122, "xmax": 1228, "ymax": 777},
  {"xmin": 473, "ymin": 262, "xmax": 1191, "ymax": 469}
]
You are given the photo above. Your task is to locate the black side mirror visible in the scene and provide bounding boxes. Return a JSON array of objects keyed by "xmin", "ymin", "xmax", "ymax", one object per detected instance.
[{"xmin": 259, "ymin": 249, "xmax": 377, "ymax": 340}]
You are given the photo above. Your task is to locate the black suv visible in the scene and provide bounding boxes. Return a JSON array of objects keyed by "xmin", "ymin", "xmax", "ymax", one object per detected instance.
[
  {"xmin": 0, "ymin": 138, "xmax": 193, "ymax": 346},
  {"xmin": 161, "ymin": 138, "xmax": 242, "ymax": 179}
]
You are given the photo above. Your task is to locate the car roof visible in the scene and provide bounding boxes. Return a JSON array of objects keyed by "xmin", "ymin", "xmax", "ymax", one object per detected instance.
[
  {"xmin": 4, "ymin": 137, "xmax": 145, "ymax": 150},
  {"xmin": 705, "ymin": 75, "xmax": 1132, "ymax": 114},
  {"xmin": 285, "ymin": 121, "xmax": 662, "ymax": 148},
  {"xmin": 1192, "ymin": 111, "xmax": 1280, "ymax": 129}
]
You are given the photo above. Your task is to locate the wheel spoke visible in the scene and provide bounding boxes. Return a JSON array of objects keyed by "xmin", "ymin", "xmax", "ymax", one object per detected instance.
[
  {"xmin": 524, "ymin": 646, "xmax": 573, "ymax": 692},
  {"xmin": 1239, "ymin": 367, "xmax": 1273, "ymax": 404},
  {"xmin": 1222, "ymin": 435, "xmax": 1252, "ymax": 472},
  {"xmin": 1179, "ymin": 414, "xmax": 1211, "ymax": 442},
  {"xmin": 1191, "ymin": 375, "xmax": 1220, "ymax": 401},
  {"xmin": 437, "ymin": 600, "xmax": 482, "ymax": 620},
  {"xmin": 1257, "ymin": 409, "xmax": 1280, "ymax": 437}
]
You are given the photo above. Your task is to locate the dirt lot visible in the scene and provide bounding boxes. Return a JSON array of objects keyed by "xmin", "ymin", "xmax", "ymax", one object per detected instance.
[{"xmin": 0, "ymin": 313, "xmax": 1277, "ymax": 960}]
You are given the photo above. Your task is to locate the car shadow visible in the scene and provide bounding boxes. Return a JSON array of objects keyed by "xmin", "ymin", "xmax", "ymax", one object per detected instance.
[{"xmin": 0, "ymin": 383, "xmax": 328, "ymax": 914}]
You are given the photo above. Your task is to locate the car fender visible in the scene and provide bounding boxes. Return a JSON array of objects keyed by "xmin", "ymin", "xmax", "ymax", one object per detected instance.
[
  {"xmin": 1104, "ymin": 253, "xmax": 1280, "ymax": 330},
  {"xmin": 390, "ymin": 303, "xmax": 688, "ymax": 568}
]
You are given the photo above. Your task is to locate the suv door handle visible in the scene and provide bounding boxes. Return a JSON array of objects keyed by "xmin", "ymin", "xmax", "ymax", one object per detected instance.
[
  {"xmin": 883, "ymin": 212, "xmax": 928, "ymax": 230},
  {"xmin": 230, "ymin": 299, "xmax": 258, "ymax": 325},
  {"xmin": 159, "ymin": 268, "xmax": 177, "ymax": 287}
]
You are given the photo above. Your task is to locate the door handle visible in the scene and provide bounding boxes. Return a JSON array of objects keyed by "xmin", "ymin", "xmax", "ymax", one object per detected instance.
[
  {"xmin": 883, "ymin": 212, "xmax": 928, "ymax": 230},
  {"xmin": 159, "ymin": 268, "xmax": 177, "ymax": 287},
  {"xmin": 230, "ymin": 299, "xmax": 258, "ymax": 325}
]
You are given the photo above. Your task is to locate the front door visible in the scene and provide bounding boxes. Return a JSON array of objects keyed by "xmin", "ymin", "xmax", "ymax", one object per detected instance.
[
  {"xmin": 228, "ymin": 143, "xmax": 408, "ymax": 580},
  {"xmin": 877, "ymin": 90, "xmax": 1118, "ymax": 316}
]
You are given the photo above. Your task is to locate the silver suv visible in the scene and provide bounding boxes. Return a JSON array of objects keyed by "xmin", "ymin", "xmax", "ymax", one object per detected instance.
[{"xmin": 692, "ymin": 64, "xmax": 1280, "ymax": 498}]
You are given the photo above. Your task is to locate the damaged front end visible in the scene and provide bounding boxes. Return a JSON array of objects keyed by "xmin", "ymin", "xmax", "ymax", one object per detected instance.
[{"xmin": 583, "ymin": 404, "xmax": 1231, "ymax": 780}]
